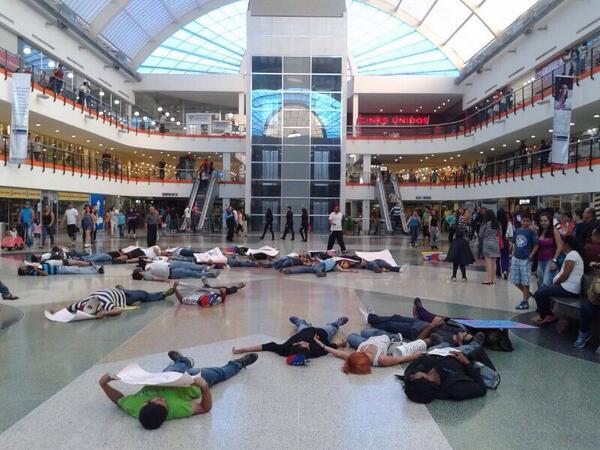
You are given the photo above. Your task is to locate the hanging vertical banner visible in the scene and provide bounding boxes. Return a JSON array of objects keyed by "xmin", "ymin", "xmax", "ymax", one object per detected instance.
[
  {"xmin": 551, "ymin": 75, "xmax": 574, "ymax": 165},
  {"xmin": 9, "ymin": 73, "xmax": 32, "ymax": 164}
]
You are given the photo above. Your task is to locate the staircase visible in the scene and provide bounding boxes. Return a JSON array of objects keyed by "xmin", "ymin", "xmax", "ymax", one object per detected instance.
[{"xmin": 181, "ymin": 176, "xmax": 218, "ymax": 231}]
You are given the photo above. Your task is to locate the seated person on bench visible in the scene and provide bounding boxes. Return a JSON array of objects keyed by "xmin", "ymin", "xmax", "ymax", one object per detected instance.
[{"xmin": 99, "ymin": 350, "xmax": 258, "ymax": 430}]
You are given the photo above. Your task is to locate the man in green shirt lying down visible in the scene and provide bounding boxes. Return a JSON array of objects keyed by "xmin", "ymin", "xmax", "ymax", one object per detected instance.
[{"xmin": 99, "ymin": 350, "xmax": 258, "ymax": 429}]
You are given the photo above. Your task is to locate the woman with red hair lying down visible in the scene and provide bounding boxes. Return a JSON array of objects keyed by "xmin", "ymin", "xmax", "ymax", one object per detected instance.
[{"xmin": 313, "ymin": 328, "xmax": 443, "ymax": 375}]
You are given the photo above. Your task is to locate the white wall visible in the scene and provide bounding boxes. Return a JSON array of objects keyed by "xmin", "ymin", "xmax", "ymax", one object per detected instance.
[
  {"xmin": 460, "ymin": 0, "xmax": 600, "ymax": 106},
  {"xmin": 353, "ymin": 76, "xmax": 458, "ymax": 95},
  {"xmin": 0, "ymin": 24, "xmax": 17, "ymax": 53},
  {"xmin": 0, "ymin": 0, "xmax": 135, "ymax": 100},
  {"xmin": 135, "ymin": 74, "xmax": 245, "ymax": 93}
]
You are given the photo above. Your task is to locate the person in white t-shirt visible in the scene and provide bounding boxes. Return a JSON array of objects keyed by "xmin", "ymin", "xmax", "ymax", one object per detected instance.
[
  {"xmin": 533, "ymin": 236, "xmax": 584, "ymax": 324},
  {"xmin": 132, "ymin": 260, "xmax": 219, "ymax": 281},
  {"xmin": 183, "ymin": 207, "xmax": 191, "ymax": 231},
  {"xmin": 326, "ymin": 205, "xmax": 346, "ymax": 253},
  {"xmin": 62, "ymin": 202, "xmax": 79, "ymax": 245}
]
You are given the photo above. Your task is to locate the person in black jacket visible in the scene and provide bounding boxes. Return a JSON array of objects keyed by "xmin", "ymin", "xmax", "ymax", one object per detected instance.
[
  {"xmin": 402, "ymin": 336, "xmax": 498, "ymax": 403},
  {"xmin": 281, "ymin": 206, "xmax": 295, "ymax": 240},
  {"xmin": 299, "ymin": 208, "xmax": 309, "ymax": 242},
  {"xmin": 260, "ymin": 208, "xmax": 274, "ymax": 240},
  {"xmin": 231, "ymin": 315, "xmax": 348, "ymax": 361}
]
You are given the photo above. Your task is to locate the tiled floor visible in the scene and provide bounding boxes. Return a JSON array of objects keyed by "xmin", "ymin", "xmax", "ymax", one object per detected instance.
[{"xmin": 1, "ymin": 231, "xmax": 599, "ymax": 449}]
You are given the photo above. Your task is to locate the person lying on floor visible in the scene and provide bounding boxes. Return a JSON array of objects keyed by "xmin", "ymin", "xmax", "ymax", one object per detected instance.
[
  {"xmin": 281, "ymin": 257, "xmax": 358, "ymax": 277},
  {"xmin": 162, "ymin": 247, "xmax": 203, "ymax": 258},
  {"xmin": 99, "ymin": 350, "xmax": 258, "ymax": 430},
  {"xmin": 28, "ymin": 255, "xmax": 96, "ymax": 267},
  {"xmin": 49, "ymin": 284, "xmax": 177, "ymax": 318},
  {"xmin": 132, "ymin": 259, "xmax": 219, "ymax": 281},
  {"xmin": 70, "ymin": 246, "xmax": 163, "ymax": 265},
  {"xmin": 232, "ymin": 316, "xmax": 349, "ymax": 365},
  {"xmin": 361, "ymin": 306, "xmax": 477, "ymax": 347},
  {"xmin": 174, "ymin": 278, "xmax": 246, "ymax": 307},
  {"xmin": 209, "ymin": 257, "xmax": 261, "ymax": 269},
  {"xmin": 261, "ymin": 253, "xmax": 310, "ymax": 270},
  {"xmin": 0, "ymin": 279, "xmax": 18, "ymax": 300},
  {"xmin": 329, "ymin": 252, "xmax": 403, "ymax": 274},
  {"xmin": 401, "ymin": 333, "xmax": 500, "ymax": 403},
  {"xmin": 313, "ymin": 328, "xmax": 443, "ymax": 374},
  {"xmin": 18, "ymin": 262, "xmax": 104, "ymax": 276},
  {"xmin": 31, "ymin": 247, "xmax": 127, "ymax": 265}
]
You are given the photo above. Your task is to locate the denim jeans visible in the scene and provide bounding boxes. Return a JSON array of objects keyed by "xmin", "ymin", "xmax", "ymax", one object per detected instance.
[
  {"xmin": 410, "ymin": 225, "xmax": 419, "ymax": 245},
  {"xmin": 22, "ymin": 222, "xmax": 33, "ymax": 247},
  {"xmin": 579, "ymin": 301, "xmax": 600, "ymax": 333},
  {"xmin": 0, "ymin": 280, "xmax": 10, "ymax": 297},
  {"xmin": 56, "ymin": 266, "xmax": 99, "ymax": 275},
  {"xmin": 82, "ymin": 253, "xmax": 113, "ymax": 263},
  {"xmin": 41, "ymin": 225, "xmax": 55, "ymax": 247},
  {"xmin": 429, "ymin": 226, "xmax": 439, "ymax": 247},
  {"xmin": 292, "ymin": 317, "xmax": 341, "ymax": 342},
  {"xmin": 536, "ymin": 259, "xmax": 556, "ymax": 288},
  {"xmin": 533, "ymin": 284, "xmax": 579, "ymax": 317},
  {"xmin": 227, "ymin": 258, "xmax": 257, "ymax": 268},
  {"xmin": 366, "ymin": 259, "xmax": 400, "ymax": 273},
  {"xmin": 121, "ymin": 288, "xmax": 165, "ymax": 305},
  {"xmin": 270, "ymin": 256, "xmax": 301, "ymax": 269},
  {"xmin": 367, "ymin": 314, "xmax": 426, "ymax": 340},
  {"xmin": 163, "ymin": 358, "xmax": 241, "ymax": 386},
  {"xmin": 347, "ymin": 328, "xmax": 399, "ymax": 349},
  {"xmin": 285, "ymin": 262, "xmax": 326, "ymax": 275},
  {"xmin": 170, "ymin": 261, "xmax": 208, "ymax": 271},
  {"xmin": 170, "ymin": 268, "xmax": 217, "ymax": 279}
]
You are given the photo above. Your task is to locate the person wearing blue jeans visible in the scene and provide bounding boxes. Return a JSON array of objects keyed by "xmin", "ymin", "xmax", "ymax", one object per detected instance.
[
  {"xmin": 362, "ymin": 259, "xmax": 401, "ymax": 273},
  {"xmin": 282, "ymin": 258, "xmax": 356, "ymax": 277},
  {"xmin": 266, "ymin": 256, "xmax": 305, "ymax": 270},
  {"xmin": 574, "ymin": 300, "xmax": 600, "ymax": 351},
  {"xmin": 82, "ymin": 253, "xmax": 114, "ymax": 264},
  {"xmin": 347, "ymin": 328, "xmax": 402, "ymax": 348},
  {"xmin": 225, "ymin": 257, "xmax": 259, "ymax": 268},
  {"xmin": 99, "ymin": 350, "xmax": 258, "ymax": 430},
  {"xmin": 290, "ymin": 316, "xmax": 346, "ymax": 342},
  {"xmin": 121, "ymin": 288, "xmax": 167, "ymax": 304},
  {"xmin": 0, "ymin": 280, "xmax": 18, "ymax": 300}
]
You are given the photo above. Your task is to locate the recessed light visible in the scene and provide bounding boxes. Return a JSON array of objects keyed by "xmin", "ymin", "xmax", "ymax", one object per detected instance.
[
  {"xmin": 420, "ymin": 159, "xmax": 423, "ymax": 162},
  {"xmin": 98, "ymin": 144, "xmax": 103, "ymax": 147},
  {"xmin": 85, "ymin": 139, "xmax": 90, "ymax": 143},
  {"xmin": 457, "ymin": 154, "xmax": 461, "ymax": 157},
  {"xmin": 480, "ymin": 151, "xmax": 484, "ymax": 154},
  {"xmin": 71, "ymin": 135, "xmax": 76, "ymax": 138},
  {"xmin": 67, "ymin": 72, "xmax": 74, "ymax": 79},
  {"xmin": 134, "ymin": 111, "xmax": 139, "ymax": 116},
  {"xmin": 490, "ymin": 147, "xmax": 495, "ymax": 151},
  {"xmin": 570, "ymin": 122, "xmax": 575, "ymax": 126},
  {"xmin": 157, "ymin": 106, "xmax": 163, "ymax": 112},
  {"xmin": 134, "ymin": 151, "xmax": 137, "ymax": 154},
  {"xmin": 594, "ymin": 114, "xmax": 599, "ymax": 118},
  {"xmin": 502, "ymin": 144, "xmax": 507, "ymax": 147},
  {"xmin": 398, "ymin": 156, "xmax": 402, "ymax": 159},
  {"xmin": 450, "ymin": 157, "xmax": 454, "ymax": 160},
  {"xmin": 531, "ymin": 135, "xmax": 535, "ymax": 138},
  {"xmin": 549, "ymin": 129, "xmax": 553, "ymax": 132},
  {"xmin": 443, "ymin": 159, "xmax": 447, "ymax": 162},
  {"xmin": 35, "ymin": 123, "xmax": 40, "ymax": 127},
  {"xmin": 23, "ymin": 47, "xmax": 31, "ymax": 55},
  {"xmin": 379, "ymin": 108, "xmax": 383, "ymax": 112},
  {"xmin": 515, "ymin": 139, "xmax": 520, "ymax": 143},
  {"xmin": 110, "ymin": 147, "xmax": 114, "ymax": 150},
  {"xmin": 55, "ymin": 129, "xmax": 60, "ymax": 133},
  {"xmin": 165, "ymin": 112, "xmax": 170, "ymax": 117},
  {"xmin": 99, "ymin": 91, "xmax": 105, "ymax": 97}
]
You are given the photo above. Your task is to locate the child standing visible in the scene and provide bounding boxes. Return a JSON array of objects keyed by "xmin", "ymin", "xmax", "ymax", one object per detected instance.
[
  {"xmin": 33, "ymin": 220, "xmax": 42, "ymax": 248},
  {"xmin": 511, "ymin": 214, "xmax": 539, "ymax": 310},
  {"xmin": 445, "ymin": 230, "xmax": 475, "ymax": 282}
]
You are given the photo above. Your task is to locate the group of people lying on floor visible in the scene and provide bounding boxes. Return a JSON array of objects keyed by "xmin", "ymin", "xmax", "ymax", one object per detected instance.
[{"xmin": 98, "ymin": 297, "xmax": 501, "ymax": 431}]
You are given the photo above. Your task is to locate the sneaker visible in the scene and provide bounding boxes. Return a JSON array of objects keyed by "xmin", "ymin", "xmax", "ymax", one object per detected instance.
[
  {"xmin": 288, "ymin": 316, "xmax": 301, "ymax": 326},
  {"xmin": 201, "ymin": 276, "xmax": 209, "ymax": 287},
  {"xmin": 461, "ymin": 277, "xmax": 468, "ymax": 283},
  {"xmin": 98, "ymin": 266, "xmax": 104, "ymax": 274},
  {"xmin": 450, "ymin": 277, "xmax": 457, "ymax": 282},
  {"xmin": 515, "ymin": 301, "xmax": 529, "ymax": 310},
  {"xmin": 574, "ymin": 331, "xmax": 592, "ymax": 348},
  {"xmin": 232, "ymin": 353, "xmax": 258, "ymax": 368},
  {"xmin": 316, "ymin": 271, "xmax": 326, "ymax": 277},
  {"xmin": 367, "ymin": 305, "xmax": 375, "ymax": 315},
  {"xmin": 336, "ymin": 316, "xmax": 349, "ymax": 326},
  {"xmin": 167, "ymin": 351, "xmax": 194, "ymax": 368},
  {"xmin": 391, "ymin": 333, "xmax": 403, "ymax": 343}
]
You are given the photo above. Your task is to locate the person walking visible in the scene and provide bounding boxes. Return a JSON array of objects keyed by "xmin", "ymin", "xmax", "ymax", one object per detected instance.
[
  {"xmin": 82, "ymin": 204, "xmax": 94, "ymax": 248},
  {"xmin": 479, "ymin": 209, "xmax": 500, "ymax": 285},
  {"xmin": 429, "ymin": 210, "xmax": 439, "ymax": 249},
  {"xmin": 327, "ymin": 205, "xmax": 346, "ymax": 253},
  {"xmin": 91, "ymin": 207, "xmax": 99, "ymax": 244},
  {"xmin": 145, "ymin": 206, "xmax": 160, "ymax": 247},
  {"xmin": 390, "ymin": 203, "xmax": 402, "ymax": 234},
  {"xmin": 0, "ymin": 279, "xmax": 18, "ymax": 300},
  {"xmin": 281, "ymin": 206, "xmax": 295, "ymax": 240},
  {"xmin": 408, "ymin": 211, "xmax": 421, "ymax": 248},
  {"xmin": 110, "ymin": 207, "xmax": 119, "ymax": 237},
  {"xmin": 224, "ymin": 206, "xmax": 236, "ymax": 242},
  {"xmin": 19, "ymin": 201, "xmax": 35, "ymax": 248},
  {"xmin": 63, "ymin": 202, "xmax": 79, "ymax": 246},
  {"xmin": 127, "ymin": 208, "xmax": 137, "ymax": 239},
  {"xmin": 495, "ymin": 209, "xmax": 512, "ymax": 279},
  {"xmin": 41, "ymin": 204, "xmax": 55, "ymax": 248},
  {"xmin": 260, "ymin": 208, "xmax": 274, "ymax": 240},
  {"xmin": 299, "ymin": 208, "xmax": 309, "ymax": 242}
]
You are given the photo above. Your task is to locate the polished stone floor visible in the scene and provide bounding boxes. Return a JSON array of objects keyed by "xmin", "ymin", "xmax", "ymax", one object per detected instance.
[{"xmin": 0, "ymin": 231, "xmax": 599, "ymax": 449}]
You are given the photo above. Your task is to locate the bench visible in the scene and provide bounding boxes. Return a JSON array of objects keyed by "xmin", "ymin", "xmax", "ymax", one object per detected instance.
[{"xmin": 551, "ymin": 274, "xmax": 600, "ymax": 336}]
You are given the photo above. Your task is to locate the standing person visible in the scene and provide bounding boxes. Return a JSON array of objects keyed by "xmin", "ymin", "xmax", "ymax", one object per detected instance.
[
  {"xmin": 91, "ymin": 207, "xmax": 99, "ymax": 244},
  {"xmin": 239, "ymin": 209, "xmax": 247, "ymax": 237},
  {"xmin": 158, "ymin": 160, "xmax": 166, "ymax": 180},
  {"xmin": 446, "ymin": 230, "xmax": 475, "ymax": 282},
  {"xmin": 82, "ymin": 205, "xmax": 94, "ymax": 248},
  {"xmin": 479, "ymin": 210, "xmax": 500, "ymax": 285},
  {"xmin": 299, "ymin": 208, "xmax": 309, "ymax": 242},
  {"xmin": 63, "ymin": 202, "xmax": 79, "ymax": 246},
  {"xmin": 260, "ymin": 208, "xmax": 274, "ymax": 240},
  {"xmin": 408, "ymin": 211, "xmax": 421, "ymax": 248},
  {"xmin": 159, "ymin": 112, "xmax": 167, "ymax": 133},
  {"xmin": 326, "ymin": 205, "xmax": 346, "ymax": 253},
  {"xmin": 576, "ymin": 207, "xmax": 598, "ymax": 246},
  {"xmin": 19, "ymin": 201, "xmax": 35, "ymax": 248},
  {"xmin": 103, "ymin": 211, "xmax": 110, "ymax": 235},
  {"xmin": 145, "ymin": 206, "xmax": 160, "ymax": 247},
  {"xmin": 511, "ymin": 215, "xmax": 539, "ymax": 310},
  {"xmin": 390, "ymin": 203, "xmax": 402, "ymax": 234},
  {"xmin": 183, "ymin": 207, "xmax": 192, "ymax": 231},
  {"xmin": 533, "ymin": 212, "xmax": 563, "ymax": 288},
  {"xmin": 429, "ymin": 210, "xmax": 439, "ymax": 250},
  {"xmin": 446, "ymin": 210, "xmax": 457, "ymax": 243},
  {"xmin": 224, "ymin": 206, "xmax": 236, "ymax": 242},
  {"xmin": 422, "ymin": 207, "xmax": 431, "ymax": 245},
  {"xmin": 118, "ymin": 210, "xmax": 126, "ymax": 238},
  {"xmin": 41, "ymin": 204, "xmax": 55, "ymax": 248},
  {"xmin": 495, "ymin": 209, "xmax": 512, "ymax": 279},
  {"xmin": 126, "ymin": 208, "xmax": 137, "ymax": 239},
  {"xmin": 281, "ymin": 206, "xmax": 295, "ymax": 241},
  {"xmin": 110, "ymin": 207, "xmax": 119, "ymax": 237}
]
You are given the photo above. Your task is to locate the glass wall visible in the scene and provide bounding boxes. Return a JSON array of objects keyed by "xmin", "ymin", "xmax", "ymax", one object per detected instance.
[{"xmin": 250, "ymin": 56, "xmax": 342, "ymax": 232}]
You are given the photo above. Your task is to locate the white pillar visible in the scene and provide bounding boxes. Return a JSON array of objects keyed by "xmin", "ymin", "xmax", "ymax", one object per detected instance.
[
  {"xmin": 350, "ymin": 201, "xmax": 358, "ymax": 219},
  {"xmin": 352, "ymin": 94, "xmax": 359, "ymax": 137},
  {"xmin": 362, "ymin": 154, "xmax": 371, "ymax": 183},
  {"xmin": 362, "ymin": 200, "xmax": 370, "ymax": 235},
  {"xmin": 223, "ymin": 153, "xmax": 231, "ymax": 181},
  {"xmin": 238, "ymin": 93, "xmax": 245, "ymax": 116}
]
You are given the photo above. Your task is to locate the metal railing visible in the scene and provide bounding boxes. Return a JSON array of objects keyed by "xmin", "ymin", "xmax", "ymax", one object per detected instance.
[{"xmin": 348, "ymin": 41, "xmax": 600, "ymax": 139}]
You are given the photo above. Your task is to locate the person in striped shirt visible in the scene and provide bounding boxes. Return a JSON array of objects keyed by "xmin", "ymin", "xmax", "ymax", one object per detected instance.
[{"xmin": 50, "ymin": 284, "xmax": 177, "ymax": 318}]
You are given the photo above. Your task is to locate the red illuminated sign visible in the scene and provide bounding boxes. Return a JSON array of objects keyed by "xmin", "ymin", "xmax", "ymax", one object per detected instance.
[{"xmin": 357, "ymin": 114, "xmax": 430, "ymax": 126}]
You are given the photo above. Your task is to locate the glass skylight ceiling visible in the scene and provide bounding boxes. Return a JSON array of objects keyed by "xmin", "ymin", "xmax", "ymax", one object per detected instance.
[
  {"xmin": 60, "ymin": 0, "xmax": 542, "ymax": 75},
  {"xmin": 137, "ymin": 1, "xmax": 248, "ymax": 74}
]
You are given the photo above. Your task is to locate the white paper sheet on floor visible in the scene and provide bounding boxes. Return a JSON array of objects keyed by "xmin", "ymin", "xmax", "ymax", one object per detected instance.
[
  {"xmin": 116, "ymin": 363, "xmax": 195, "ymax": 387},
  {"xmin": 246, "ymin": 246, "xmax": 279, "ymax": 257},
  {"xmin": 354, "ymin": 250, "xmax": 398, "ymax": 267},
  {"xmin": 194, "ymin": 247, "xmax": 227, "ymax": 264},
  {"xmin": 427, "ymin": 347, "xmax": 463, "ymax": 357},
  {"xmin": 44, "ymin": 309, "xmax": 96, "ymax": 323},
  {"xmin": 120, "ymin": 245, "xmax": 139, "ymax": 254}
]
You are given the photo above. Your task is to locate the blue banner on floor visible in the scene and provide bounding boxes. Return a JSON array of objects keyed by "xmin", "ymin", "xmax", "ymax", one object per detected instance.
[{"xmin": 456, "ymin": 319, "xmax": 537, "ymax": 329}]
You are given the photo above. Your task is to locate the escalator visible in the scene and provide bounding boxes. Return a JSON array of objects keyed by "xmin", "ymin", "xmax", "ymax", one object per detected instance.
[
  {"xmin": 390, "ymin": 174, "xmax": 409, "ymax": 233},
  {"xmin": 181, "ymin": 175, "xmax": 218, "ymax": 231},
  {"xmin": 375, "ymin": 170, "xmax": 393, "ymax": 234}
]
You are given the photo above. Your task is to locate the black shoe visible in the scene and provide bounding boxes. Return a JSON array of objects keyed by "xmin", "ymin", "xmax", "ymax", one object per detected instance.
[
  {"xmin": 98, "ymin": 266, "xmax": 104, "ymax": 274},
  {"xmin": 168, "ymin": 350, "xmax": 183, "ymax": 362},
  {"xmin": 233, "ymin": 353, "xmax": 258, "ymax": 368}
]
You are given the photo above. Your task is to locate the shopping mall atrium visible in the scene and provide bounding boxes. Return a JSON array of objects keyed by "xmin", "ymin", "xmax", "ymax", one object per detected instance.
[{"xmin": 0, "ymin": 0, "xmax": 599, "ymax": 448}]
